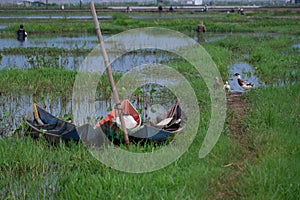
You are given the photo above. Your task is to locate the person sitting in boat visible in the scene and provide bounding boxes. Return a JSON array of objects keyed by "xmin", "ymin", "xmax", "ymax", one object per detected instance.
[
  {"xmin": 17, "ymin": 24, "xmax": 27, "ymax": 41},
  {"xmin": 196, "ymin": 21, "xmax": 206, "ymax": 33}
]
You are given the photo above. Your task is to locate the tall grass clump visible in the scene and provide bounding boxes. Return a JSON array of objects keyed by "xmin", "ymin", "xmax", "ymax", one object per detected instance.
[
  {"xmin": 230, "ymin": 83, "xmax": 300, "ymax": 199},
  {"xmin": 247, "ymin": 36, "xmax": 300, "ymax": 84},
  {"xmin": 0, "ymin": 68, "xmax": 76, "ymax": 95}
]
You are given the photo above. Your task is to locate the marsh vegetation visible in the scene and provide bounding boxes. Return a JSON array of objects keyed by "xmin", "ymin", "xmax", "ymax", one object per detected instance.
[{"xmin": 0, "ymin": 8, "xmax": 299, "ymax": 199}]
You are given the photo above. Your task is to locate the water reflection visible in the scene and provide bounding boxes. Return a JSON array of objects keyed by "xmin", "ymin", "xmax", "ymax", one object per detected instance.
[
  {"xmin": 0, "ymin": 55, "xmax": 85, "ymax": 70},
  {"xmin": 0, "ymin": 92, "xmax": 113, "ymax": 135},
  {"xmin": 0, "ymin": 51, "xmax": 174, "ymax": 71},
  {"xmin": 227, "ymin": 62, "xmax": 262, "ymax": 93},
  {"xmin": 292, "ymin": 43, "xmax": 300, "ymax": 51},
  {"xmin": 0, "ymin": 93, "xmax": 71, "ymax": 134},
  {"xmin": 0, "ymin": 88, "xmax": 175, "ymax": 135},
  {"xmin": 0, "ymin": 35, "xmax": 100, "ymax": 50},
  {"xmin": 0, "ymin": 25, "xmax": 8, "ymax": 30}
]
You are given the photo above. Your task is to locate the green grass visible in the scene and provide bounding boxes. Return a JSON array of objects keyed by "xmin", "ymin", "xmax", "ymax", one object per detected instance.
[
  {"xmin": 1, "ymin": 47, "xmax": 92, "ymax": 56},
  {"xmin": 0, "ymin": 65, "xmax": 217, "ymax": 199},
  {"xmin": 0, "ymin": 68, "xmax": 122, "ymax": 100},
  {"xmin": 0, "ymin": 8, "xmax": 300, "ymax": 199},
  {"xmin": 0, "ymin": 68, "xmax": 76, "ymax": 95},
  {"xmin": 1, "ymin": 9, "xmax": 300, "ymax": 38},
  {"xmin": 0, "ymin": 106, "xmax": 234, "ymax": 200},
  {"xmin": 234, "ymin": 84, "xmax": 300, "ymax": 199}
]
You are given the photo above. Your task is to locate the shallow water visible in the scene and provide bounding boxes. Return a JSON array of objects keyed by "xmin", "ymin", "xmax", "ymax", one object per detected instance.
[
  {"xmin": 0, "ymin": 92, "xmax": 112, "ymax": 134},
  {"xmin": 0, "ymin": 35, "xmax": 100, "ymax": 50},
  {"xmin": 0, "ymin": 88, "xmax": 175, "ymax": 135},
  {"xmin": 0, "ymin": 51, "xmax": 174, "ymax": 71},
  {"xmin": 0, "ymin": 54, "xmax": 85, "ymax": 70},
  {"xmin": 0, "ymin": 32, "xmax": 244, "ymax": 51},
  {"xmin": 0, "ymin": 25, "xmax": 8, "ymax": 29},
  {"xmin": 0, "ymin": 93, "xmax": 71, "ymax": 133},
  {"xmin": 227, "ymin": 62, "xmax": 262, "ymax": 93},
  {"xmin": 292, "ymin": 43, "xmax": 300, "ymax": 51}
]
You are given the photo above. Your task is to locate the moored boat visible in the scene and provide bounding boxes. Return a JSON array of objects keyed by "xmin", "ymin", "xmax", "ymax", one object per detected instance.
[
  {"xmin": 24, "ymin": 104, "xmax": 80, "ymax": 143},
  {"xmin": 94, "ymin": 99, "xmax": 142, "ymax": 143},
  {"xmin": 94, "ymin": 99, "xmax": 184, "ymax": 144}
]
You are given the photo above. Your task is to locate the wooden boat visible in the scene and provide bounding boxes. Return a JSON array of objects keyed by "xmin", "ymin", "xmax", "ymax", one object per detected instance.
[
  {"xmin": 94, "ymin": 99, "xmax": 142, "ymax": 143},
  {"xmin": 129, "ymin": 124, "xmax": 183, "ymax": 144},
  {"xmin": 94, "ymin": 99, "xmax": 184, "ymax": 143},
  {"xmin": 24, "ymin": 104, "xmax": 80, "ymax": 143},
  {"xmin": 149, "ymin": 100, "xmax": 184, "ymax": 132}
]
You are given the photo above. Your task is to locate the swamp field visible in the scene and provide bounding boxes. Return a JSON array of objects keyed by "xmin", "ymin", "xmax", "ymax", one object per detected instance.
[{"xmin": 0, "ymin": 5, "xmax": 299, "ymax": 199}]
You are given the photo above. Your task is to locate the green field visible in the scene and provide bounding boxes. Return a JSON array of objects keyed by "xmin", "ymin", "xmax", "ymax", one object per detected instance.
[{"xmin": 0, "ymin": 8, "xmax": 299, "ymax": 199}]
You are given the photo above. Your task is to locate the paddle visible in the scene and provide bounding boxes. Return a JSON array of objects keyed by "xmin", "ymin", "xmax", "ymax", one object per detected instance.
[{"xmin": 90, "ymin": 1, "xmax": 130, "ymax": 146}]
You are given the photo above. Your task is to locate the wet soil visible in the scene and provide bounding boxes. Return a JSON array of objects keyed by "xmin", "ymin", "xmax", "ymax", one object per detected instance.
[
  {"xmin": 227, "ymin": 93, "xmax": 245, "ymax": 139},
  {"xmin": 212, "ymin": 92, "xmax": 256, "ymax": 199}
]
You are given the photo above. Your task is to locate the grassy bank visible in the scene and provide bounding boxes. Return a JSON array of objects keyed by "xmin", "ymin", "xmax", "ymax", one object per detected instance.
[{"xmin": 225, "ymin": 84, "xmax": 299, "ymax": 199}]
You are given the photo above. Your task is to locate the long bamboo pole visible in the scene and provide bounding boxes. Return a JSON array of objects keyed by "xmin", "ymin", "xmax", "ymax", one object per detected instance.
[{"xmin": 90, "ymin": 1, "xmax": 130, "ymax": 146}]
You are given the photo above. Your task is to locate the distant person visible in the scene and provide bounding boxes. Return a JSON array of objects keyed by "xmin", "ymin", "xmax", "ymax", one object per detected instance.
[
  {"xmin": 158, "ymin": 5, "xmax": 163, "ymax": 12},
  {"xmin": 169, "ymin": 5, "xmax": 174, "ymax": 12},
  {"xmin": 17, "ymin": 24, "xmax": 27, "ymax": 41},
  {"xmin": 204, "ymin": 4, "xmax": 208, "ymax": 12},
  {"xmin": 196, "ymin": 21, "xmax": 206, "ymax": 33},
  {"xmin": 126, "ymin": 6, "xmax": 132, "ymax": 13},
  {"xmin": 238, "ymin": 7, "xmax": 245, "ymax": 15},
  {"xmin": 240, "ymin": 8, "xmax": 245, "ymax": 15}
]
